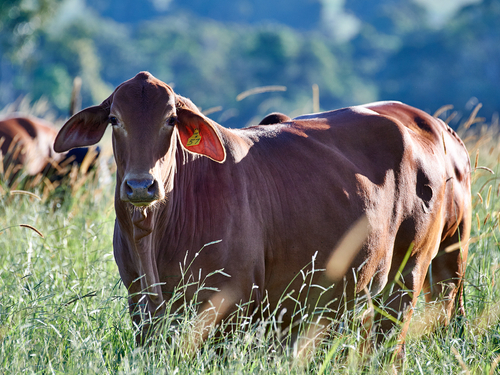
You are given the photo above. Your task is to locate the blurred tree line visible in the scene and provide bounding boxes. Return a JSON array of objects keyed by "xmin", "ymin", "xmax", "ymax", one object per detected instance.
[{"xmin": 0, "ymin": 0, "xmax": 498, "ymax": 128}]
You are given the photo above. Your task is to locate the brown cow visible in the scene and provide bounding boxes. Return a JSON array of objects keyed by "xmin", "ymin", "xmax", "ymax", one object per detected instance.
[
  {"xmin": 0, "ymin": 115, "xmax": 99, "ymax": 185},
  {"xmin": 54, "ymin": 72, "xmax": 471, "ymax": 359}
]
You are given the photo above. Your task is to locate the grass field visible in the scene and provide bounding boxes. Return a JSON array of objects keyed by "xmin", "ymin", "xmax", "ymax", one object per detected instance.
[{"xmin": 1, "ymin": 110, "xmax": 500, "ymax": 374}]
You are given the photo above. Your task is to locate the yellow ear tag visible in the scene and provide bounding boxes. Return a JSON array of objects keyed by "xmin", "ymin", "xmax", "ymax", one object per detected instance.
[{"xmin": 186, "ymin": 129, "xmax": 202, "ymax": 147}]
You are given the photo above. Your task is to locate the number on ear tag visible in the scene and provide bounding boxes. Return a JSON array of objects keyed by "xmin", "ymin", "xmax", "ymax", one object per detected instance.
[{"xmin": 186, "ymin": 129, "xmax": 202, "ymax": 147}]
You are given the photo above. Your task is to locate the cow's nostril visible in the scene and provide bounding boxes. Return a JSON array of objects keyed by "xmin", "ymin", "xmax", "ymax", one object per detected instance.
[
  {"xmin": 124, "ymin": 181, "xmax": 134, "ymax": 196},
  {"xmin": 126, "ymin": 179, "xmax": 154, "ymax": 190},
  {"xmin": 124, "ymin": 178, "xmax": 158, "ymax": 203},
  {"xmin": 148, "ymin": 180, "xmax": 159, "ymax": 195}
]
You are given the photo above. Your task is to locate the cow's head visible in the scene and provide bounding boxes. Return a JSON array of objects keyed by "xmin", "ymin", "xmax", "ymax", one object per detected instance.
[{"xmin": 54, "ymin": 72, "xmax": 226, "ymax": 207}]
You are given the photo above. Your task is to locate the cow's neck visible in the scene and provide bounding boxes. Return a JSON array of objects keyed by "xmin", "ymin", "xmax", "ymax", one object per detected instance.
[
  {"xmin": 114, "ymin": 174, "xmax": 169, "ymax": 310},
  {"xmin": 132, "ymin": 207, "xmax": 153, "ymax": 240},
  {"xmin": 133, "ymin": 213, "xmax": 163, "ymax": 306}
]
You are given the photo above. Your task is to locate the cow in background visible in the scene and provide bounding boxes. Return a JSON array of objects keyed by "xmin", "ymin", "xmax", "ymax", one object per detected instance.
[
  {"xmin": 0, "ymin": 115, "xmax": 99, "ymax": 187},
  {"xmin": 1, "ymin": 76, "xmax": 100, "ymax": 188},
  {"xmin": 54, "ymin": 72, "xmax": 471, "ymax": 361}
]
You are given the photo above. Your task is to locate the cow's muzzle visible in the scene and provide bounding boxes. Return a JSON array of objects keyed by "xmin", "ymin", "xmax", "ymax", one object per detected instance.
[{"xmin": 121, "ymin": 175, "xmax": 161, "ymax": 206}]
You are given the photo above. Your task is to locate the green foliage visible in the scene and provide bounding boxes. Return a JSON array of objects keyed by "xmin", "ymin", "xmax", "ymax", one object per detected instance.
[
  {"xmin": 353, "ymin": 1, "xmax": 500, "ymax": 126},
  {"xmin": 0, "ymin": 0, "xmax": 62, "ymax": 62},
  {"xmin": 116, "ymin": 15, "xmax": 368, "ymax": 127},
  {"xmin": 1, "ymin": 0, "xmax": 498, "ymax": 128}
]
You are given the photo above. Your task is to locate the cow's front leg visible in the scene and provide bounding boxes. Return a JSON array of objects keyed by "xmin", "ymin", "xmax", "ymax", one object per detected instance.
[{"xmin": 126, "ymin": 279, "xmax": 166, "ymax": 345}]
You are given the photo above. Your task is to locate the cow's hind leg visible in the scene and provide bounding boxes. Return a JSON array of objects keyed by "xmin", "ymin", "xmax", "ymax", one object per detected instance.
[
  {"xmin": 423, "ymin": 226, "xmax": 469, "ymax": 327},
  {"xmin": 372, "ymin": 229, "xmax": 439, "ymax": 364},
  {"xmin": 373, "ymin": 256, "xmax": 426, "ymax": 363}
]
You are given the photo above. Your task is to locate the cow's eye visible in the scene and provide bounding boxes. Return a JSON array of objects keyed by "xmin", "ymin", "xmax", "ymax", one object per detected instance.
[
  {"xmin": 167, "ymin": 116, "xmax": 177, "ymax": 126},
  {"xmin": 109, "ymin": 116, "xmax": 119, "ymax": 126}
]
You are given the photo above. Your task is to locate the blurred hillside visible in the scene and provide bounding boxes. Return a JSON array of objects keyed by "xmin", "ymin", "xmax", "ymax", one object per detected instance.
[{"xmin": 0, "ymin": 0, "xmax": 498, "ymax": 128}]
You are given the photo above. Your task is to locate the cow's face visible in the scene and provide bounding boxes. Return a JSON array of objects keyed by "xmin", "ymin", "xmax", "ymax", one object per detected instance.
[
  {"xmin": 109, "ymin": 74, "xmax": 176, "ymax": 206},
  {"xmin": 54, "ymin": 72, "xmax": 226, "ymax": 207}
]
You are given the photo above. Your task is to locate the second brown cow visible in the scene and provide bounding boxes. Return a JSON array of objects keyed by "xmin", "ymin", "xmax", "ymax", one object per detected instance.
[{"xmin": 0, "ymin": 115, "xmax": 99, "ymax": 186}]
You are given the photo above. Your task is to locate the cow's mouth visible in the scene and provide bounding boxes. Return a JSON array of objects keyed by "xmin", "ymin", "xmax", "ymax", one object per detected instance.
[{"xmin": 128, "ymin": 200, "xmax": 157, "ymax": 207}]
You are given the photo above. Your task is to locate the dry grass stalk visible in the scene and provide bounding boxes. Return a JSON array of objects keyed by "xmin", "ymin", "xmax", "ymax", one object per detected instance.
[
  {"xmin": 72, "ymin": 169, "xmax": 93, "ymax": 193},
  {"xmin": 79, "ymin": 147, "xmax": 99, "ymax": 174},
  {"xmin": 463, "ymin": 103, "xmax": 484, "ymax": 129},
  {"xmin": 11, "ymin": 143, "xmax": 22, "ymax": 163},
  {"xmin": 312, "ymin": 84, "xmax": 320, "ymax": 113},
  {"xmin": 433, "ymin": 105, "xmax": 454, "ymax": 118},
  {"xmin": 486, "ymin": 185, "xmax": 493, "ymax": 208},
  {"xmin": 451, "ymin": 346, "xmax": 470, "ymax": 374},
  {"xmin": 43, "ymin": 178, "xmax": 57, "ymax": 193},
  {"xmin": 18, "ymin": 224, "xmax": 44, "ymax": 238},
  {"xmin": 475, "ymin": 166, "xmax": 494, "ymax": 174},
  {"xmin": 182, "ymin": 288, "xmax": 236, "ymax": 357},
  {"xmin": 70, "ymin": 76, "xmax": 82, "ymax": 116},
  {"xmin": 10, "ymin": 190, "xmax": 41, "ymax": 200},
  {"xmin": 236, "ymin": 85, "xmax": 287, "ymax": 101},
  {"xmin": 6, "ymin": 134, "xmax": 21, "ymax": 155},
  {"xmin": 202, "ymin": 106, "xmax": 223, "ymax": 116},
  {"xmin": 47, "ymin": 158, "xmax": 66, "ymax": 175},
  {"xmin": 445, "ymin": 231, "xmax": 493, "ymax": 253},
  {"xmin": 489, "ymin": 355, "xmax": 500, "ymax": 375},
  {"xmin": 483, "ymin": 213, "xmax": 491, "ymax": 226},
  {"xmin": 326, "ymin": 214, "xmax": 371, "ymax": 281},
  {"xmin": 358, "ymin": 287, "xmax": 375, "ymax": 355},
  {"xmin": 26, "ymin": 173, "xmax": 43, "ymax": 190},
  {"xmin": 470, "ymin": 136, "xmax": 492, "ymax": 153},
  {"xmin": 476, "ymin": 192, "xmax": 484, "ymax": 205},
  {"xmin": 407, "ymin": 303, "xmax": 448, "ymax": 339},
  {"xmin": 4, "ymin": 162, "xmax": 15, "ymax": 183},
  {"xmin": 294, "ymin": 317, "xmax": 330, "ymax": 366},
  {"xmin": 461, "ymin": 134, "xmax": 476, "ymax": 145},
  {"xmin": 445, "ymin": 111, "xmax": 458, "ymax": 124}
]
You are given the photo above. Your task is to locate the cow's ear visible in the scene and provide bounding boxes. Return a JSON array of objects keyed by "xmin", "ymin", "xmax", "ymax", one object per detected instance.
[
  {"xmin": 176, "ymin": 106, "xmax": 226, "ymax": 163},
  {"xmin": 54, "ymin": 101, "xmax": 111, "ymax": 153}
]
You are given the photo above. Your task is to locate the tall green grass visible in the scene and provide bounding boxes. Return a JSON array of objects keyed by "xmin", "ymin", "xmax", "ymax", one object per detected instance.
[{"xmin": 1, "ymin": 114, "xmax": 500, "ymax": 374}]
